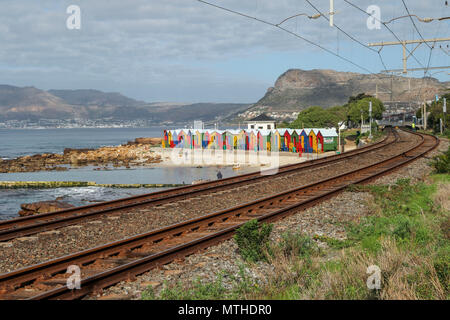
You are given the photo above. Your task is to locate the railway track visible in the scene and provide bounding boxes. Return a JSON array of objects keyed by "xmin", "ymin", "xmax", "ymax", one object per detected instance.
[
  {"xmin": 0, "ymin": 129, "xmax": 439, "ymax": 300},
  {"xmin": 0, "ymin": 130, "xmax": 396, "ymax": 242}
]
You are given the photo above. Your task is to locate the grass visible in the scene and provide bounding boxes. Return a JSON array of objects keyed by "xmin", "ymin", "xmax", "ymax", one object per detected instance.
[
  {"xmin": 142, "ymin": 265, "xmax": 260, "ymax": 300},
  {"xmin": 142, "ymin": 174, "xmax": 449, "ymax": 300},
  {"xmin": 341, "ymin": 129, "xmax": 359, "ymax": 139}
]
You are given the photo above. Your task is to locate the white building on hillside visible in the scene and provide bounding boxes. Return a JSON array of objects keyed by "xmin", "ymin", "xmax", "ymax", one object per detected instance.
[{"xmin": 245, "ymin": 114, "xmax": 276, "ymax": 130}]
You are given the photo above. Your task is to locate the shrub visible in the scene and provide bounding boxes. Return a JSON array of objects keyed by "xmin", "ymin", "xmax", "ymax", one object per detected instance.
[
  {"xmin": 234, "ymin": 219, "xmax": 273, "ymax": 262},
  {"xmin": 279, "ymin": 231, "xmax": 317, "ymax": 257},
  {"xmin": 430, "ymin": 146, "xmax": 450, "ymax": 173}
]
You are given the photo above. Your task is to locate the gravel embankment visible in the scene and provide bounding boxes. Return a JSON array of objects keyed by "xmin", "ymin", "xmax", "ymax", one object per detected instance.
[
  {"xmin": 95, "ymin": 136, "xmax": 448, "ymax": 300},
  {"xmin": 372, "ymin": 136, "xmax": 449, "ymax": 185},
  {"xmin": 0, "ymin": 131, "xmax": 421, "ymax": 273},
  {"xmin": 95, "ymin": 190, "xmax": 373, "ymax": 300}
]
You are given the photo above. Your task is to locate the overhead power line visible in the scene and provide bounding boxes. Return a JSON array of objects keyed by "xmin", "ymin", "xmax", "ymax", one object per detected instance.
[
  {"xmin": 342, "ymin": 0, "xmax": 427, "ymax": 70},
  {"xmin": 303, "ymin": 0, "xmax": 389, "ymax": 72},
  {"xmin": 276, "ymin": 13, "xmax": 321, "ymax": 26},
  {"xmin": 384, "ymin": 14, "xmax": 450, "ymax": 24},
  {"xmin": 195, "ymin": 0, "xmax": 447, "ymax": 104},
  {"xmin": 401, "ymin": 0, "xmax": 432, "ymax": 49},
  {"xmin": 195, "ymin": 0, "xmax": 376, "ymax": 74}
]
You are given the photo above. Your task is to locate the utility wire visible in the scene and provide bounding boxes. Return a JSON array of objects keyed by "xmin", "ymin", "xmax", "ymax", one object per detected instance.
[
  {"xmin": 195, "ymin": 0, "xmax": 375, "ymax": 74},
  {"xmin": 196, "ymin": 0, "xmax": 448, "ymax": 104},
  {"xmin": 342, "ymin": 0, "xmax": 426, "ymax": 69},
  {"xmin": 384, "ymin": 14, "xmax": 450, "ymax": 24},
  {"xmin": 303, "ymin": 0, "xmax": 389, "ymax": 73},
  {"xmin": 276, "ymin": 13, "xmax": 321, "ymax": 26},
  {"xmin": 195, "ymin": 0, "xmax": 397, "ymax": 99},
  {"xmin": 401, "ymin": 0, "xmax": 432, "ymax": 49},
  {"xmin": 304, "ymin": 0, "xmax": 377, "ymax": 53}
]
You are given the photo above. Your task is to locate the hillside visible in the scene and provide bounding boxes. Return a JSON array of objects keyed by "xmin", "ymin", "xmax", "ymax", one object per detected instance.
[
  {"xmin": 0, "ymin": 85, "xmax": 77, "ymax": 120},
  {"xmin": 0, "ymin": 85, "xmax": 249, "ymax": 124},
  {"xmin": 243, "ymin": 69, "xmax": 449, "ymax": 116},
  {"xmin": 48, "ymin": 89, "xmax": 145, "ymax": 107}
]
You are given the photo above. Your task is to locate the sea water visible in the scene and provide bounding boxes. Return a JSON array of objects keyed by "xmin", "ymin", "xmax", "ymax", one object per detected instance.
[{"xmin": 0, "ymin": 127, "xmax": 248, "ymax": 219}]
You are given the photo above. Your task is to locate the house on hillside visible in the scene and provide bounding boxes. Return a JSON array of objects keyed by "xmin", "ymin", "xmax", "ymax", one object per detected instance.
[{"xmin": 245, "ymin": 114, "xmax": 276, "ymax": 130}]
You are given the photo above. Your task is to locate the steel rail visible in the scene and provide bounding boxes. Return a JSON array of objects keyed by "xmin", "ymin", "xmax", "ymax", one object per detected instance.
[
  {"xmin": 0, "ymin": 131, "xmax": 394, "ymax": 241},
  {"xmin": 0, "ymin": 129, "xmax": 438, "ymax": 300}
]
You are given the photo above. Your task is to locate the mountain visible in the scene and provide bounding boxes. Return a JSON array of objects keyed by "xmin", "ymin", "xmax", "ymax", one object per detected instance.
[
  {"xmin": 143, "ymin": 103, "xmax": 250, "ymax": 124},
  {"xmin": 246, "ymin": 69, "xmax": 450, "ymax": 114},
  {"xmin": 0, "ymin": 85, "xmax": 79, "ymax": 121},
  {"xmin": 0, "ymin": 85, "xmax": 250, "ymax": 124},
  {"xmin": 48, "ymin": 89, "xmax": 145, "ymax": 107}
]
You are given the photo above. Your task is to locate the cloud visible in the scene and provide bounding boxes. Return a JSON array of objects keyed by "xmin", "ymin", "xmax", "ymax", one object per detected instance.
[{"xmin": 0, "ymin": 0, "xmax": 448, "ymax": 102}]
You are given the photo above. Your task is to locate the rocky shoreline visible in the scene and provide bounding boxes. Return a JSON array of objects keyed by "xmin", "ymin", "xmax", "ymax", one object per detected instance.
[{"xmin": 0, "ymin": 137, "xmax": 163, "ymax": 173}]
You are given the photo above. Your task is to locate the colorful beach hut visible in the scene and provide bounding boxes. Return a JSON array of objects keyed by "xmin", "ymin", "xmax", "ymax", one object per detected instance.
[
  {"xmin": 223, "ymin": 130, "xmax": 234, "ymax": 150},
  {"xmin": 176, "ymin": 129, "xmax": 187, "ymax": 148},
  {"xmin": 316, "ymin": 130, "xmax": 324, "ymax": 153},
  {"xmin": 320, "ymin": 128, "xmax": 338, "ymax": 151},
  {"xmin": 222, "ymin": 131, "xmax": 229, "ymax": 150},
  {"xmin": 187, "ymin": 130, "xmax": 194, "ymax": 149},
  {"xmin": 262, "ymin": 130, "xmax": 272, "ymax": 151},
  {"xmin": 293, "ymin": 129, "xmax": 302, "ymax": 153},
  {"xmin": 227, "ymin": 129, "xmax": 240, "ymax": 150},
  {"xmin": 236, "ymin": 130, "xmax": 247, "ymax": 150},
  {"xmin": 210, "ymin": 130, "xmax": 224, "ymax": 149},
  {"xmin": 287, "ymin": 129, "xmax": 300, "ymax": 152},
  {"xmin": 309, "ymin": 129, "xmax": 318, "ymax": 153},
  {"xmin": 168, "ymin": 130, "xmax": 176, "ymax": 148},
  {"xmin": 201, "ymin": 130, "xmax": 209, "ymax": 149},
  {"xmin": 279, "ymin": 129, "xmax": 290, "ymax": 152},
  {"xmin": 248, "ymin": 130, "xmax": 258, "ymax": 152},
  {"xmin": 300, "ymin": 129, "xmax": 311, "ymax": 153},
  {"xmin": 162, "ymin": 130, "xmax": 169, "ymax": 149},
  {"xmin": 256, "ymin": 130, "xmax": 272, "ymax": 151},
  {"xmin": 193, "ymin": 129, "xmax": 204, "ymax": 149},
  {"xmin": 270, "ymin": 129, "xmax": 281, "ymax": 152}
]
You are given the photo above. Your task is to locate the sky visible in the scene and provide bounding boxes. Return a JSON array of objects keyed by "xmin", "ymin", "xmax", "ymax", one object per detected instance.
[{"xmin": 0, "ymin": 0, "xmax": 448, "ymax": 103}]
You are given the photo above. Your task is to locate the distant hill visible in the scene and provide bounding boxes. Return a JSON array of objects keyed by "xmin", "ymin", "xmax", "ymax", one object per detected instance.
[
  {"xmin": 48, "ymin": 89, "xmax": 145, "ymax": 107},
  {"xmin": 0, "ymin": 85, "xmax": 79, "ymax": 121},
  {"xmin": 244, "ymin": 69, "xmax": 450, "ymax": 115},
  {"xmin": 0, "ymin": 85, "xmax": 250, "ymax": 124}
]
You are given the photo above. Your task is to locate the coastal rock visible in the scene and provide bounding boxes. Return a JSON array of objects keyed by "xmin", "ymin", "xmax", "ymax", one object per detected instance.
[
  {"xmin": 0, "ymin": 139, "xmax": 162, "ymax": 173},
  {"xmin": 127, "ymin": 137, "xmax": 162, "ymax": 145},
  {"xmin": 18, "ymin": 200, "xmax": 75, "ymax": 217}
]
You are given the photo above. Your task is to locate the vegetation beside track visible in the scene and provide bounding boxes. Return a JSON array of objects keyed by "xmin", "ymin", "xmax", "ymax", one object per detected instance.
[
  {"xmin": 143, "ymin": 161, "xmax": 449, "ymax": 300},
  {"xmin": 430, "ymin": 145, "xmax": 450, "ymax": 174}
]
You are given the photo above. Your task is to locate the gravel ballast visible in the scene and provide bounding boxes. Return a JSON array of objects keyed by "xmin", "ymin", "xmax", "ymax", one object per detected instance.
[
  {"xmin": 95, "ymin": 136, "xmax": 448, "ymax": 300},
  {"xmin": 0, "ymin": 131, "xmax": 416, "ymax": 273}
]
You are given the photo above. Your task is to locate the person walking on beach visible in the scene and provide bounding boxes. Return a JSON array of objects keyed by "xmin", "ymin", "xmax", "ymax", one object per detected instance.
[{"xmin": 217, "ymin": 170, "xmax": 223, "ymax": 180}]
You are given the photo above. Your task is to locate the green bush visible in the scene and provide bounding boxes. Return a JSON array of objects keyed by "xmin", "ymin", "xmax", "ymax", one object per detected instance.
[
  {"xmin": 430, "ymin": 146, "xmax": 450, "ymax": 173},
  {"xmin": 278, "ymin": 231, "xmax": 317, "ymax": 257},
  {"xmin": 234, "ymin": 219, "xmax": 273, "ymax": 262}
]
